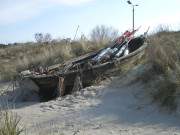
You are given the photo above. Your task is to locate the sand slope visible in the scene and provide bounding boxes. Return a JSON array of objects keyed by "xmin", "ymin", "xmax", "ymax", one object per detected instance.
[{"xmin": 1, "ymin": 76, "xmax": 180, "ymax": 135}]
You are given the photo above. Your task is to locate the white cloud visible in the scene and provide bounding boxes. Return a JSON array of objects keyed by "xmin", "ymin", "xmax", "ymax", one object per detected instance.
[
  {"xmin": 0, "ymin": 1, "xmax": 41, "ymax": 24},
  {"xmin": 0, "ymin": 0, "xmax": 94, "ymax": 25},
  {"xmin": 140, "ymin": 12, "xmax": 180, "ymax": 33},
  {"xmin": 46, "ymin": 0, "xmax": 93, "ymax": 5}
]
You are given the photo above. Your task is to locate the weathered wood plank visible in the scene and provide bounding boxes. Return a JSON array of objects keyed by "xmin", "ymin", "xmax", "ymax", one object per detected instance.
[{"xmin": 58, "ymin": 77, "xmax": 65, "ymax": 96}]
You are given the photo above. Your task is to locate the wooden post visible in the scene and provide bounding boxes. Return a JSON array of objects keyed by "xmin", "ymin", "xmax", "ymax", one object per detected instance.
[
  {"xmin": 72, "ymin": 75, "xmax": 83, "ymax": 93},
  {"xmin": 58, "ymin": 77, "xmax": 65, "ymax": 96}
]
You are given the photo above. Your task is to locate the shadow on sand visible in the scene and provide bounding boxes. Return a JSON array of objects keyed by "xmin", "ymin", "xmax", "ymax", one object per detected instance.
[
  {"xmin": 80, "ymin": 77, "xmax": 180, "ymax": 129},
  {"xmin": 0, "ymin": 79, "xmax": 40, "ymax": 109}
]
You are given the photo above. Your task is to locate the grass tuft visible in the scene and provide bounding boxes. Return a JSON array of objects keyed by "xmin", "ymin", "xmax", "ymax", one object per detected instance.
[{"xmin": 0, "ymin": 109, "xmax": 23, "ymax": 135}]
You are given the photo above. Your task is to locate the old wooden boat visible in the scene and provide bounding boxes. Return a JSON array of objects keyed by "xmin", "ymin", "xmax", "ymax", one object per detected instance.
[{"xmin": 21, "ymin": 32, "xmax": 148, "ymax": 101}]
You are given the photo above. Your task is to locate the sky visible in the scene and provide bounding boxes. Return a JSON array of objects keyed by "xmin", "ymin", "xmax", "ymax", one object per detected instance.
[{"xmin": 0, "ymin": 0, "xmax": 180, "ymax": 44}]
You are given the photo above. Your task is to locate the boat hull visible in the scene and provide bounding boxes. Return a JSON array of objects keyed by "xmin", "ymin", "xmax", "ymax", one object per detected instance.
[{"xmin": 23, "ymin": 36, "xmax": 147, "ymax": 101}]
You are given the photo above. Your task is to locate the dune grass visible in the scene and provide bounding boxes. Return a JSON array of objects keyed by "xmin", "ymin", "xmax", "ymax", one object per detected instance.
[
  {"xmin": 141, "ymin": 30, "xmax": 180, "ymax": 111},
  {"xmin": 0, "ymin": 40, "xmax": 109, "ymax": 81},
  {"xmin": 0, "ymin": 109, "xmax": 23, "ymax": 135},
  {"xmin": 111, "ymin": 29, "xmax": 180, "ymax": 111}
]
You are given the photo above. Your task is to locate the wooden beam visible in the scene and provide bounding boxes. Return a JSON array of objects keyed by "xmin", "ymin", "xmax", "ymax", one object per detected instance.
[{"xmin": 58, "ymin": 77, "xmax": 65, "ymax": 96}]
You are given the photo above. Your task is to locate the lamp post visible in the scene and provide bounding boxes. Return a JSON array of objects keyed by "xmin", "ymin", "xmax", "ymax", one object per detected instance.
[{"xmin": 127, "ymin": 1, "xmax": 138, "ymax": 31}]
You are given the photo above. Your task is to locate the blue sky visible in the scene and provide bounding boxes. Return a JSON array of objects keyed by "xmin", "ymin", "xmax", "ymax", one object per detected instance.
[{"xmin": 0, "ymin": 0, "xmax": 180, "ymax": 43}]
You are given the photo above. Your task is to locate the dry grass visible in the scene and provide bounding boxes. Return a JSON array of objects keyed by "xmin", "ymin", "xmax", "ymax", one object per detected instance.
[
  {"xmin": 153, "ymin": 78, "xmax": 178, "ymax": 111},
  {"xmin": 0, "ymin": 25, "xmax": 116, "ymax": 81},
  {"xmin": 146, "ymin": 31, "xmax": 180, "ymax": 74},
  {"xmin": 0, "ymin": 40, "xmax": 108, "ymax": 81},
  {"xmin": 140, "ymin": 30, "xmax": 180, "ymax": 111},
  {"xmin": 111, "ymin": 29, "xmax": 180, "ymax": 111},
  {"xmin": 0, "ymin": 109, "xmax": 23, "ymax": 135}
]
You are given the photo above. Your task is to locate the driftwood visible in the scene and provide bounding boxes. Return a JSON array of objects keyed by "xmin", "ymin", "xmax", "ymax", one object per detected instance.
[{"xmin": 58, "ymin": 77, "xmax": 65, "ymax": 96}]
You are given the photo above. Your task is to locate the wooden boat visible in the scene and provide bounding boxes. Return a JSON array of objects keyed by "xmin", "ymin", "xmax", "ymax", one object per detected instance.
[{"xmin": 21, "ymin": 35, "xmax": 147, "ymax": 101}]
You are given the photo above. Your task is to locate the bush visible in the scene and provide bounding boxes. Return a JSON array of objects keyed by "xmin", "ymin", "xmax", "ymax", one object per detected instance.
[
  {"xmin": 90, "ymin": 25, "xmax": 119, "ymax": 44},
  {"xmin": 155, "ymin": 24, "xmax": 170, "ymax": 33}
]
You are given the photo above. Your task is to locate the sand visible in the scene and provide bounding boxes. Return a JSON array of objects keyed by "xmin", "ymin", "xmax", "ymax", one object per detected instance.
[{"xmin": 1, "ymin": 75, "xmax": 180, "ymax": 135}]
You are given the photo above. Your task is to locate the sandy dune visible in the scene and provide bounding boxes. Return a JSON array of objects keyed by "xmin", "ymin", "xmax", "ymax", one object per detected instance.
[{"xmin": 1, "ymin": 75, "xmax": 180, "ymax": 135}]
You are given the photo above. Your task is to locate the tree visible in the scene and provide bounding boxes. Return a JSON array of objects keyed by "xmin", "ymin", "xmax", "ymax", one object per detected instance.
[
  {"xmin": 34, "ymin": 33, "xmax": 52, "ymax": 44},
  {"xmin": 34, "ymin": 33, "xmax": 43, "ymax": 43},
  {"xmin": 90, "ymin": 25, "xmax": 119, "ymax": 43},
  {"xmin": 43, "ymin": 33, "xmax": 52, "ymax": 44}
]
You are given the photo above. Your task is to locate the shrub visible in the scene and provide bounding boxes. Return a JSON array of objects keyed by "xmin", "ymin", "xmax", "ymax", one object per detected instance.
[{"xmin": 90, "ymin": 25, "xmax": 119, "ymax": 44}]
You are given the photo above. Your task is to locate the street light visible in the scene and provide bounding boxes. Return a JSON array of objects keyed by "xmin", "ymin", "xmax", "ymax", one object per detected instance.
[{"xmin": 127, "ymin": 0, "xmax": 139, "ymax": 31}]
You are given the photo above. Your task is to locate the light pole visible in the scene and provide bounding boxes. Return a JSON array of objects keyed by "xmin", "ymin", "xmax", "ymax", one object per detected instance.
[{"xmin": 127, "ymin": 1, "xmax": 138, "ymax": 31}]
